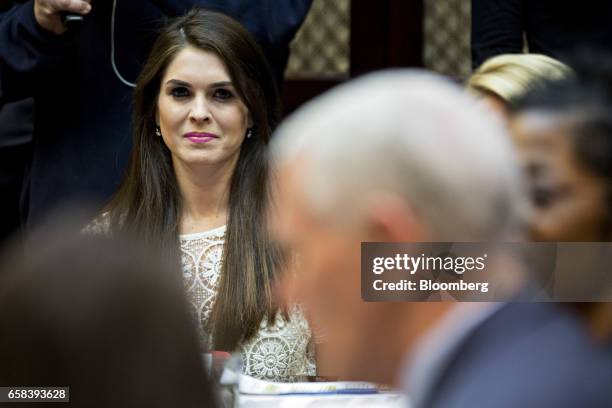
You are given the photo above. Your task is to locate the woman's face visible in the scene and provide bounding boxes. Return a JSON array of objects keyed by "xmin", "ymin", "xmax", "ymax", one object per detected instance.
[
  {"xmin": 156, "ymin": 46, "xmax": 251, "ymax": 171},
  {"xmin": 511, "ymin": 112, "xmax": 610, "ymax": 241}
]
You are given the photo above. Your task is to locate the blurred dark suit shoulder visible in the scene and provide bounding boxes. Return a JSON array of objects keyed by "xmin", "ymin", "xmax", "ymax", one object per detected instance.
[{"xmin": 423, "ymin": 302, "xmax": 612, "ymax": 408}]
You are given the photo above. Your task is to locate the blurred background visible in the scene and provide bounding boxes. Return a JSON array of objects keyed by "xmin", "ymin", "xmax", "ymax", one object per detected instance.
[{"xmin": 282, "ymin": 0, "xmax": 469, "ymax": 113}]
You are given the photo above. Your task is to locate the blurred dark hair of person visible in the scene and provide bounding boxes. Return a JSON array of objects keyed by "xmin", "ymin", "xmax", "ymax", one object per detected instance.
[
  {"xmin": 0, "ymin": 214, "xmax": 217, "ymax": 408},
  {"xmin": 511, "ymin": 55, "xmax": 612, "ymax": 343}
]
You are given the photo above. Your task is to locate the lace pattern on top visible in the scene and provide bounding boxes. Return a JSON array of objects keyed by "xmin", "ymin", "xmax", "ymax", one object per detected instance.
[
  {"xmin": 86, "ymin": 216, "xmax": 315, "ymax": 382},
  {"xmin": 181, "ymin": 226, "xmax": 315, "ymax": 382}
]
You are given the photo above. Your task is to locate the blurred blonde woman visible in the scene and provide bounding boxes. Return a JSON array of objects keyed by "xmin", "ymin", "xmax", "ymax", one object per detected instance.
[{"xmin": 467, "ymin": 53, "xmax": 572, "ymax": 118}]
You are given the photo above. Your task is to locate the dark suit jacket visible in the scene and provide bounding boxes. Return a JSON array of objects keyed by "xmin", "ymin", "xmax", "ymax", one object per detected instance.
[{"xmin": 421, "ymin": 302, "xmax": 612, "ymax": 408}]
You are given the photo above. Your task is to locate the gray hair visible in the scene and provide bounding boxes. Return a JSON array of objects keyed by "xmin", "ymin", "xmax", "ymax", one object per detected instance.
[{"xmin": 270, "ymin": 70, "xmax": 527, "ymax": 240}]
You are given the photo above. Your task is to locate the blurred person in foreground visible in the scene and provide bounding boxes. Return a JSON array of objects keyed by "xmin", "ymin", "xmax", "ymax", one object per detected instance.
[
  {"xmin": 87, "ymin": 9, "xmax": 313, "ymax": 381},
  {"xmin": 511, "ymin": 64, "xmax": 612, "ymax": 343},
  {"xmin": 0, "ymin": 217, "xmax": 216, "ymax": 408},
  {"xmin": 268, "ymin": 70, "xmax": 612, "ymax": 407}
]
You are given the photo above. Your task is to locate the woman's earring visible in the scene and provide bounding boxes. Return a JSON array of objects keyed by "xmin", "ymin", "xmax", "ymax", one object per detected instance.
[
  {"xmin": 155, "ymin": 126, "xmax": 162, "ymax": 137},
  {"xmin": 246, "ymin": 128, "xmax": 253, "ymax": 139}
]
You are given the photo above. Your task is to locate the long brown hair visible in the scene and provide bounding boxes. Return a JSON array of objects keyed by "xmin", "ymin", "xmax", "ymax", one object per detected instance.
[{"xmin": 106, "ymin": 8, "xmax": 283, "ymax": 350}]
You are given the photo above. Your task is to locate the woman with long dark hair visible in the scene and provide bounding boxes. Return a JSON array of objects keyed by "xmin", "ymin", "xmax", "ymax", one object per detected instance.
[{"xmin": 89, "ymin": 9, "xmax": 314, "ymax": 381}]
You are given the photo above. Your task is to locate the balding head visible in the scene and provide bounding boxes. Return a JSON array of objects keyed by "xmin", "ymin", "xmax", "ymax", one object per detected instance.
[
  {"xmin": 268, "ymin": 70, "xmax": 527, "ymax": 383},
  {"xmin": 271, "ymin": 70, "xmax": 525, "ymax": 241}
]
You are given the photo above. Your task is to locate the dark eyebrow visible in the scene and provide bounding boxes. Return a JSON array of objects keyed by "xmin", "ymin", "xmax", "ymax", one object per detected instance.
[
  {"xmin": 164, "ymin": 79, "xmax": 234, "ymax": 88},
  {"xmin": 165, "ymin": 79, "xmax": 191, "ymax": 87},
  {"xmin": 209, "ymin": 81, "xmax": 233, "ymax": 88}
]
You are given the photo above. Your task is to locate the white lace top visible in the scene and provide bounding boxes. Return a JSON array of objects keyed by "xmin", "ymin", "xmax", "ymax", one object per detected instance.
[
  {"xmin": 86, "ymin": 217, "xmax": 315, "ymax": 382},
  {"xmin": 180, "ymin": 225, "xmax": 315, "ymax": 382}
]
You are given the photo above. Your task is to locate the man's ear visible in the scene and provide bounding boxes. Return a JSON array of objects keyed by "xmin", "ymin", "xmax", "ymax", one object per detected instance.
[{"xmin": 364, "ymin": 194, "xmax": 429, "ymax": 242}]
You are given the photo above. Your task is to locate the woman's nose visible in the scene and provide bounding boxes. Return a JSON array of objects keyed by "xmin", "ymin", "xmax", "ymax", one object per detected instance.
[{"xmin": 189, "ymin": 97, "xmax": 211, "ymax": 122}]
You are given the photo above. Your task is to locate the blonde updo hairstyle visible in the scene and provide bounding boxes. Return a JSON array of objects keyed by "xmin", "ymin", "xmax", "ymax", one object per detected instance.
[{"xmin": 467, "ymin": 54, "xmax": 572, "ymax": 106}]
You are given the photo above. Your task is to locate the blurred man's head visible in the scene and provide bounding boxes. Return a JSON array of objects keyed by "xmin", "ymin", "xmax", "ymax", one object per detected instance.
[
  {"xmin": 269, "ymin": 70, "xmax": 526, "ymax": 384},
  {"xmin": 0, "ymin": 219, "xmax": 214, "ymax": 408}
]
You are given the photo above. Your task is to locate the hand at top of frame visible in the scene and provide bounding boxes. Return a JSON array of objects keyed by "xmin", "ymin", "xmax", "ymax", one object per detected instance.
[{"xmin": 34, "ymin": 0, "xmax": 92, "ymax": 35}]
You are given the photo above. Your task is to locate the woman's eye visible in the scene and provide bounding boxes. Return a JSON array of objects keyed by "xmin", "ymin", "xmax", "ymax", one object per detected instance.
[
  {"xmin": 530, "ymin": 185, "xmax": 569, "ymax": 208},
  {"xmin": 531, "ymin": 186, "xmax": 555, "ymax": 208},
  {"xmin": 170, "ymin": 87, "xmax": 190, "ymax": 98},
  {"xmin": 213, "ymin": 88, "xmax": 234, "ymax": 100}
]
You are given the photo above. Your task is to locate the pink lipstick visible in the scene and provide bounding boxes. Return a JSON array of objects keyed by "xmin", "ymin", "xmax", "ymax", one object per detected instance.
[{"xmin": 184, "ymin": 132, "xmax": 218, "ymax": 143}]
